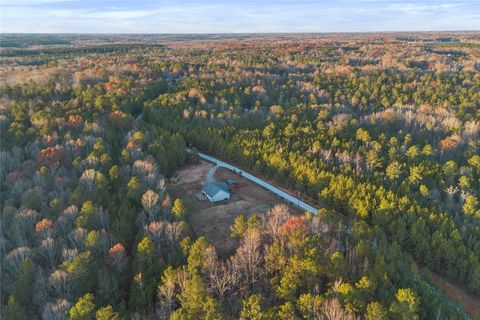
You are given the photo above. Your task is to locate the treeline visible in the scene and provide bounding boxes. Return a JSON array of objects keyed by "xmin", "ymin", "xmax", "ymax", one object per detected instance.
[{"xmin": 0, "ymin": 44, "xmax": 165, "ymax": 58}]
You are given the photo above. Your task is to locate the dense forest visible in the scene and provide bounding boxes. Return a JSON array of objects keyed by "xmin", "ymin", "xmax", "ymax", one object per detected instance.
[{"xmin": 1, "ymin": 33, "xmax": 479, "ymax": 319}]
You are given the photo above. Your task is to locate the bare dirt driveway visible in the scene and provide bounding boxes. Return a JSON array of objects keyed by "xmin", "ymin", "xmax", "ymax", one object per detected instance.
[
  {"xmin": 426, "ymin": 271, "xmax": 480, "ymax": 318},
  {"xmin": 204, "ymin": 165, "xmax": 218, "ymax": 183}
]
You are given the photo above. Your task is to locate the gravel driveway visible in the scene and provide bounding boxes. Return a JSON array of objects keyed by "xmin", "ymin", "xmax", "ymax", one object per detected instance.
[{"xmin": 204, "ymin": 165, "xmax": 218, "ymax": 183}]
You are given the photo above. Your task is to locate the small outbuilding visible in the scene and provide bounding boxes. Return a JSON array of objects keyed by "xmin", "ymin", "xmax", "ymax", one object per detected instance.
[
  {"xmin": 225, "ymin": 178, "xmax": 238, "ymax": 190},
  {"xmin": 202, "ymin": 182, "xmax": 230, "ymax": 203}
]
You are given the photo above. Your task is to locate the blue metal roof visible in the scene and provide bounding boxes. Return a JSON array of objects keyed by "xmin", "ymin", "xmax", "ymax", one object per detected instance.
[{"xmin": 202, "ymin": 182, "xmax": 229, "ymax": 197}]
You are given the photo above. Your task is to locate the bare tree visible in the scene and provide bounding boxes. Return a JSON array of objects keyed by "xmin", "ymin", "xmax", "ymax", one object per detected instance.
[
  {"xmin": 80, "ymin": 155, "xmax": 99, "ymax": 170},
  {"xmin": 331, "ymin": 278, "xmax": 344, "ymax": 293},
  {"xmin": 132, "ymin": 159, "xmax": 158, "ymax": 182},
  {"xmin": 39, "ymin": 237, "xmax": 59, "ymax": 271},
  {"xmin": 12, "ymin": 208, "xmax": 39, "ymax": 246},
  {"xmin": 61, "ymin": 248, "xmax": 78, "ymax": 264},
  {"xmin": 459, "ymin": 190, "xmax": 470, "ymax": 205},
  {"xmin": 141, "ymin": 190, "xmax": 160, "ymax": 220},
  {"xmin": 231, "ymin": 229, "xmax": 263, "ymax": 293},
  {"xmin": 319, "ymin": 149, "xmax": 333, "ymax": 162},
  {"xmin": 144, "ymin": 221, "xmax": 182, "ymax": 257},
  {"xmin": 55, "ymin": 205, "xmax": 78, "ymax": 235},
  {"xmin": 92, "ymin": 121, "xmax": 105, "ymax": 135},
  {"xmin": 48, "ymin": 269, "xmax": 70, "ymax": 298},
  {"xmin": 442, "ymin": 117, "xmax": 461, "ymax": 132},
  {"xmin": 5, "ymin": 246, "xmax": 32, "ymax": 276},
  {"xmin": 354, "ymin": 152, "xmax": 364, "ymax": 175},
  {"xmin": 42, "ymin": 299, "xmax": 72, "ymax": 320},
  {"xmin": 79, "ymin": 169, "xmax": 102, "ymax": 191},
  {"xmin": 157, "ymin": 178, "xmax": 167, "ymax": 198},
  {"xmin": 308, "ymin": 215, "xmax": 329, "ymax": 235},
  {"xmin": 463, "ymin": 120, "xmax": 479, "ymax": 139},
  {"xmin": 145, "ymin": 221, "xmax": 167, "ymax": 256},
  {"xmin": 337, "ymin": 150, "xmax": 352, "ymax": 167},
  {"xmin": 321, "ymin": 298, "xmax": 355, "ymax": 320},
  {"xmin": 203, "ymin": 245, "xmax": 217, "ymax": 275},
  {"xmin": 207, "ymin": 259, "xmax": 238, "ymax": 301},
  {"xmin": 68, "ymin": 228, "xmax": 87, "ymax": 251},
  {"xmin": 263, "ymin": 204, "xmax": 290, "ymax": 242},
  {"xmin": 445, "ymin": 186, "xmax": 459, "ymax": 205},
  {"xmin": 165, "ymin": 222, "xmax": 182, "ymax": 243}
]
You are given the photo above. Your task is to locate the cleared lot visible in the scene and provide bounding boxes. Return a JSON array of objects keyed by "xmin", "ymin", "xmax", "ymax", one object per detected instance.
[{"xmin": 168, "ymin": 160, "xmax": 300, "ymax": 256}]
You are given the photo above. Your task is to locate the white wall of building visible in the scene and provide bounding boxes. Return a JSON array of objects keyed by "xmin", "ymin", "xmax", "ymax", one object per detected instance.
[{"xmin": 210, "ymin": 190, "xmax": 230, "ymax": 203}]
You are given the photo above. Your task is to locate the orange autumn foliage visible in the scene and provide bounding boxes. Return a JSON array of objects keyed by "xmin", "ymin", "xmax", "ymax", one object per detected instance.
[
  {"xmin": 162, "ymin": 196, "xmax": 171, "ymax": 209},
  {"xmin": 252, "ymin": 85, "xmax": 266, "ymax": 93},
  {"xmin": 38, "ymin": 145, "xmax": 64, "ymax": 166},
  {"xmin": 108, "ymin": 110, "xmax": 131, "ymax": 129},
  {"xmin": 439, "ymin": 136, "xmax": 459, "ymax": 152},
  {"xmin": 108, "ymin": 243, "xmax": 128, "ymax": 270},
  {"xmin": 36, "ymin": 218, "xmax": 53, "ymax": 234},
  {"xmin": 279, "ymin": 216, "xmax": 308, "ymax": 235},
  {"xmin": 104, "ymin": 82, "xmax": 115, "ymax": 91},
  {"xmin": 109, "ymin": 242, "xmax": 126, "ymax": 256}
]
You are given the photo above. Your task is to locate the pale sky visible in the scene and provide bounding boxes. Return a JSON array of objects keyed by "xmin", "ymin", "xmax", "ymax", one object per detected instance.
[{"xmin": 1, "ymin": 0, "xmax": 479, "ymax": 33}]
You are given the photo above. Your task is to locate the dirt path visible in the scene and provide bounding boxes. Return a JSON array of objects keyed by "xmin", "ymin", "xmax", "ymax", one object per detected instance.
[
  {"xmin": 427, "ymin": 271, "xmax": 480, "ymax": 317},
  {"xmin": 204, "ymin": 165, "xmax": 218, "ymax": 183}
]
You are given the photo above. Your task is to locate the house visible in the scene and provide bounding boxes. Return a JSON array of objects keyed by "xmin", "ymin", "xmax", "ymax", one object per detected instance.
[{"xmin": 202, "ymin": 182, "xmax": 230, "ymax": 203}]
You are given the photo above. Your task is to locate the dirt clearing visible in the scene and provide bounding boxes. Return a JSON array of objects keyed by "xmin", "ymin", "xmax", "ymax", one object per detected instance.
[
  {"xmin": 175, "ymin": 160, "xmax": 213, "ymax": 184},
  {"xmin": 426, "ymin": 270, "xmax": 480, "ymax": 317},
  {"xmin": 168, "ymin": 160, "xmax": 300, "ymax": 256}
]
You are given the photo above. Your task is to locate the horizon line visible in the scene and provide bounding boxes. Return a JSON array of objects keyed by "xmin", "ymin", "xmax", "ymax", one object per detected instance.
[{"xmin": 2, "ymin": 30, "xmax": 480, "ymax": 35}]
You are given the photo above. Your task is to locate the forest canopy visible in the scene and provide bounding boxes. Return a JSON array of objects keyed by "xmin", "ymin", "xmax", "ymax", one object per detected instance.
[{"xmin": 1, "ymin": 33, "xmax": 479, "ymax": 319}]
